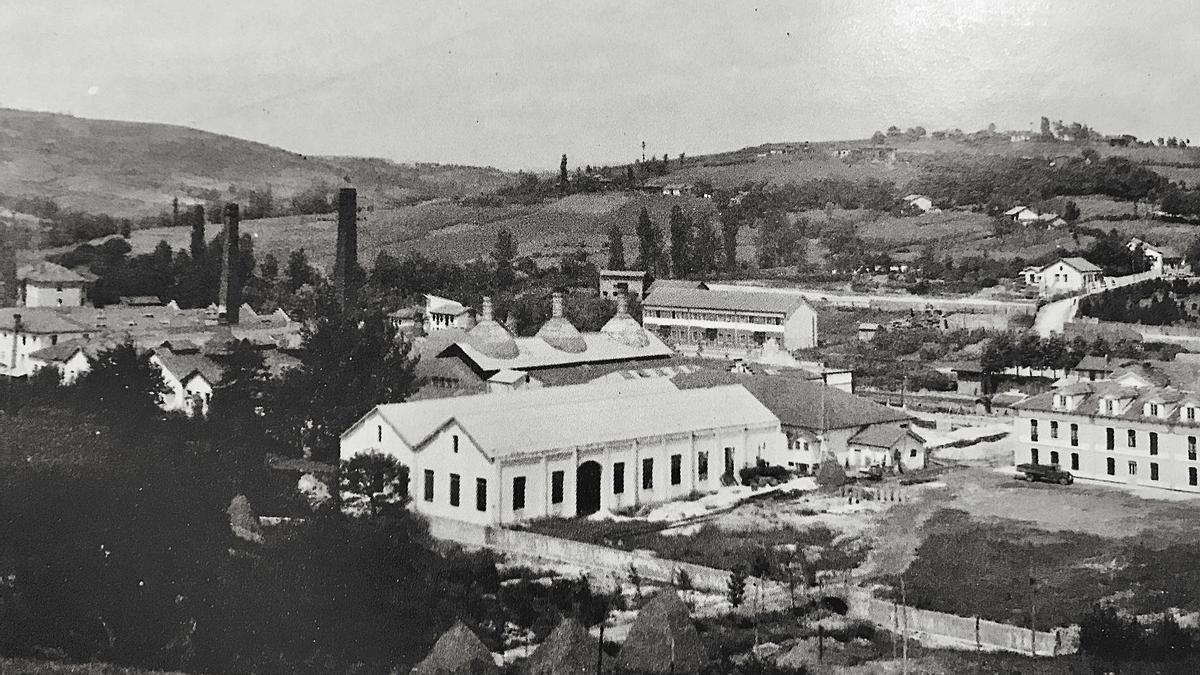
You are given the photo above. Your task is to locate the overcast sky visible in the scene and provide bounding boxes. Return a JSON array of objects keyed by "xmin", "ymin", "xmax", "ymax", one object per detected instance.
[{"xmin": 3, "ymin": 1, "xmax": 1198, "ymax": 169}]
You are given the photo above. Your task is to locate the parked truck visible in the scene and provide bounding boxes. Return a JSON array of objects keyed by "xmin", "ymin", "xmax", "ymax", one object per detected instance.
[{"xmin": 1015, "ymin": 463, "xmax": 1074, "ymax": 485}]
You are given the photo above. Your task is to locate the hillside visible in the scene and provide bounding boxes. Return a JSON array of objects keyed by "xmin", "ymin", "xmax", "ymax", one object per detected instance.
[{"xmin": 0, "ymin": 108, "xmax": 515, "ymax": 217}]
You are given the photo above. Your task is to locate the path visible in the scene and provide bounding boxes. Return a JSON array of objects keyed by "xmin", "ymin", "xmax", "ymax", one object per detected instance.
[{"xmin": 1032, "ymin": 269, "xmax": 1160, "ymax": 337}]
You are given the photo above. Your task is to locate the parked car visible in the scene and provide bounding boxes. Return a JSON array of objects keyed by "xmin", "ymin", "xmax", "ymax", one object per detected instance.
[{"xmin": 1015, "ymin": 463, "xmax": 1074, "ymax": 485}]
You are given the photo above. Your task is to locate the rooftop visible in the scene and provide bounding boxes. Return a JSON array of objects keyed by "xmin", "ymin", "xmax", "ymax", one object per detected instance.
[
  {"xmin": 17, "ymin": 261, "xmax": 88, "ymax": 284},
  {"xmin": 361, "ymin": 379, "xmax": 779, "ymax": 459},
  {"xmin": 643, "ymin": 286, "xmax": 810, "ymax": 315},
  {"xmin": 600, "ymin": 269, "xmax": 648, "ymax": 278},
  {"xmin": 1042, "ymin": 257, "xmax": 1102, "ymax": 274},
  {"xmin": 673, "ymin": 370, "xmax": 911, "ymax": 431},
  {"xmin": 444, "ymin": 329, "xmax": 673, "ymax": 373}
]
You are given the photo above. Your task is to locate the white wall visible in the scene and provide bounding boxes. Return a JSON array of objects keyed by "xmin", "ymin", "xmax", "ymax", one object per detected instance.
[
  {"xmin": 24, "ymin": 282, "xmax": 85, "ymax": 308},
  {"xmin": 0, "ymin": 330, "xmax": 77, "ymax": 376},
  {"xmin": 783, "ymin": 303, "xmax": 818, "ymax": 350}
]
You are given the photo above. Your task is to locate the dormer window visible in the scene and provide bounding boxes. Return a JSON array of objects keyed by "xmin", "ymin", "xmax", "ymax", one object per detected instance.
[
  {"xmin": 1148, "ymin": 403, "xmax": 1160, "ymax": 417},
  {"xmin": 1055, "ymin": 394, "xmax": 1068, "ymax": 408},
  {"xmin": 1104, "ymin": 399, "xmax": 1115, "ymax": 414},
  {"xmin": 1188, "ymin": 407, "xmax": 1197, "ymax": 422}
]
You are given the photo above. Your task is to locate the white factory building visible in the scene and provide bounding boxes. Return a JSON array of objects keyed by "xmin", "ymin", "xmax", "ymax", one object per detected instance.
[{"xmin": 340, "ymin": 378, "xmax": 786, "ymax": 525}]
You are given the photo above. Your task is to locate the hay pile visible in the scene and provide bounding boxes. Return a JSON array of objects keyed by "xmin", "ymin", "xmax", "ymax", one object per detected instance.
[
  {"xmin": 409, "ymin": 620, "xmax": 498, "ymax": 675},
  {"xmin": 524, "ymin": 617, "xmax": 600, "ymax": 675},
  {"xmin": 615, "ymin": 590, "xmax": 707, "ymax": 674}
]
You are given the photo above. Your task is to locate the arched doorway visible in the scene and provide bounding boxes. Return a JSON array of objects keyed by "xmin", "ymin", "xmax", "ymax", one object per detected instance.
[{"xmin": 576, "ymin": 461, "xmax": 602, "ymax": 516}]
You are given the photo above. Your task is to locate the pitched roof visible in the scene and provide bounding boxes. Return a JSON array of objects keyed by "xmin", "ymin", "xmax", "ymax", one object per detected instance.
[
  {"xmin": 17, "ymin": 261, "xmax": 87, "ymax": 284},
  {"xmin": 153, "ymin": 350, "xmax": 224, "ymax": 385},
  {"xmin": 1004, "ymin": 205, "xmax": 1028, "ymax": 215},
  {"xmin": 600, "ymin": 269, "xmax": 648, "ymax": 278},
  {"xmin": 849, "ymin": 425, "xmax": 923, "ymax": 449},
  {"xmin": 424, "ymin": 294, "xmax": 469, "ymax": 316},
  {"xmin": 0, "ymin": 308, "xmax": 91, "ymax": 334},
  {"xmin": 643, "ymin": 286, "xmax": 810, "ymax": 315},
  {"xmin": 672, "ymin": 370, "xmax": 911, "ymax": 431},
  {"xmin": 1043, "ymin": 257, "xmax": 1102, "ymax": 273},
  {"xmin": 27, "ymin": 338, "xmax": 89, "ymax": 363},
  {"xmin": 361, "ymin": 379, "xmax": 779, "ymax": 459}
]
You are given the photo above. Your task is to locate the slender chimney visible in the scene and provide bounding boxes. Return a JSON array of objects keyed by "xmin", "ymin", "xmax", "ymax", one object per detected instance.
[
  {"xmin": 0, "ymin": 241, "xmax": 16, "ymax": 306},
  {"xmin": 221, "ymin": 203, "xmax": 241, "ymax": 325},
  {"xmin": 551, "ymin": 292, "xmax": 564, "ymax": 318},
  {"xmin": 333, "ymin": 187, "xmax": 358, "ymax": 310},
  {"xmin": 616, "ymin": 293, "xmax": 628, "ymax": 315},
  {"xmin": 10, "ymin": 313, "xmax": 21, "ymax": 372},
  {"xmin": 480, "ymin": 296, "xmax": 494, "ymax": 322}
]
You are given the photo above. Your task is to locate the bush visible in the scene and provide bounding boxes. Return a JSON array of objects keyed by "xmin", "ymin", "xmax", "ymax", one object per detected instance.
[{"xmin": 739, "ymin": 462, "xmax": 790, "ymax": 485}]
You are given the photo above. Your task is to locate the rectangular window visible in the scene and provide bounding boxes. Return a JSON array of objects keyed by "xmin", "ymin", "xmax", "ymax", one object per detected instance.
[
  {"xmin": 910, "ymin": 447, "xmax": 918, "ymax": 458},
  {"xmin": 613, "ymin": 462, "xmax": 625, "ymax": 494},
  {"xmin": 1070, "ymin": 453, "xmax": 1079, "ymax": 471},
  {"xmin": 1105, "ymin": 400, "xmax": 1114, "ymax": 414},
  {"xmin": 449, "ymin": 473, "xmax": 460, "ymax": 507},
  {"xmin": 1191, "ymin": 467, "xmax": 1197, "ymax": 486},
  {"xmin": 1150, "ymin": 403, "xmax": 1160, "ymax": 417},
  {"xmin": 1190, "ymin": 436, "xmax": 1197, "ymax": 461},
  {"xmin": 1049, "ymin": 421, "xmax": 1058, "ymax": 439},
  {"xmin": 1128, "ymin": 461, "xmax": 1137, "ymax": 476},
  {"xmin": 670, "ymin": 454, "xmax": 682, "ymax": 485},
  {"xmin": 697, "ymin": 452, "xmax": 709, "ymax": 481},
  {"xmin": 1107, "ymin": 457, "xmax": 1116, "ymax": 475},
  {"xmin": 1030, "ymin": 420, "xmax": 1038, "ymax": 441},
  {"xmin": 1031, "ymin": 448, "xmax": 1039, "ymax": 464},
  {"xmin": 1128, "ymin": 430, "xmax": 1137, "ymax": 448},
  {"xmin": 1106, "ymin": 428, "xmax": 1115, "ymax": 450},
  {"xmin": 1150, "ymin": 432, "xmax": 1159, "ymax": 455},
  {"xmin": 1189, "ymin": 407, "xmax": 1196, "ymax": 421},
  {"xmin": 642, "ymin": 458, "xmax": 654, "ymax": 490},
  {"xmin": 1070, "ymin": 424, "xmax": 1078, "ymax": 447},
  {"xmin": 424, "ymin": 469, "xmax": 434, "ymax": 502},
  {"xmin": 1150, "ymin": 463, "xmax": 1159, "ymax": 481},
  {"xmin": 377, "ymin": 424, "xmax": 383, "ymax": 443},
  {"xmin": 452, "ymin": 435, "xmax": 460, "ymax": 453},
  {"xmin": 551, "ymin": 471, "xmax": 564, "ymax": 504},
  {"xmin": 512, "ymin": 477, "xmax": 526, "ymax": 511},
  {"xmin": 476, "ymin": 478, "xmax": 487, "ymax": 511},
  {"xmin": 1049, "ymin": 450, "xmax": 1059, "ymax": 466}
]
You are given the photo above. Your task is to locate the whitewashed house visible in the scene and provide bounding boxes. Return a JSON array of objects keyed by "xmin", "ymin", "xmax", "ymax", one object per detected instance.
[
  {"xmin": 424, "ymin": 294, "xmax": 475, "ymax": 332},
  {"xmin": 1036, "ymin": 257, "xmax": 1103, "ymax": 296},
  {"xmin": 17, "ymin": 262, "xmax": 90, "ymax": 308},
  {"xmin": 902, "ymin": 194, "xmax": 940, "ymax": 214},
  {"xmin": 1004, "ymin": 205, "xmax": 1041, "ymax": 225},
  {"xmin": 340, "ymin": 379, "xmax": 785, "ymax": 525}
]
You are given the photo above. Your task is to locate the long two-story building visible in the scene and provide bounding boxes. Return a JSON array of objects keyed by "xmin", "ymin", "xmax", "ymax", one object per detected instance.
[
  {"xmin": 642, "ymin": 286, "xmax": 818, "ymax": 352},
  {"xmin": 1012, "ymin": 380, "xmax": 1200, "ymax": 493}
]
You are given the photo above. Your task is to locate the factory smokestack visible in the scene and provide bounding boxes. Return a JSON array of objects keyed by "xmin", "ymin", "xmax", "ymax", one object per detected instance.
[
  {"xmin": 0, "ymin": 240, "xmax": 16, "ymax": 307},
  {"xmin": 333, "ymin": 187, "xmax": 358, "ymax": 310},
  {"xmin": 221, "ymin": 203, "xmax": 241, "ymax": 325}
]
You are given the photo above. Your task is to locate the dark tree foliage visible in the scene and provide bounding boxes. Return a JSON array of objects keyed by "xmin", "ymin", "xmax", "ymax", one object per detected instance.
[
  {"xmin": 668, "ymin": 205, "xmax": 693, "ymax": 277},
  {"xmin": 492, "ymin": 227, "xmax": 517, "ymax": 289},
  {"xmin": 1078, "ymin": 278, "xmax": 1192, "ymax": 325},
  {"xmin": 339, "ymin": 452, "xmax": 412, "ymax": 517},
  {"xmin": 635, "ymin": 207, "xmax": 666, "ymax": 275},
  {"xmin": 75, "ymin": 341, "xmax": 169, "ymax": 418},
  {"xmin": 606, "ymin": 222, "xmax": 626, "ymax": 270},
  {"xmin": 265, "ymin": 297, "xmax": 420, "ymax": 461}
]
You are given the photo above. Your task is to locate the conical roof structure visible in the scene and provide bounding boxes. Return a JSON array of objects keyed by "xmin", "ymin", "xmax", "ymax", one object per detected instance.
[
  {"xmin": 600, "ymin": 295, "xmax": 650, "ymax": 348},
  {"xmin": 466, "ymin": 297, "xmax": 518, "ymax": 359},
  {"xmin": 524, "ymin": 617, "xmax": 601, "ymax": 675},
  {"xmin": 615, "ymin": 590, "xmax": 707, "ymax": 674},
  {"xmin": 536, "ymin": 292, "xmax": 587, "ymax": 353},
  {"xmin": 410, "ymin": 620, "xmax": 499, "ymax": 675}
]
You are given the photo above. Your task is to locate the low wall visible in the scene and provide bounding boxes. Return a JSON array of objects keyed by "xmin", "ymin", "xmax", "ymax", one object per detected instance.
[{"xmin": 853, "ymin": 596, "xmax": 1075, "ymax": 655}]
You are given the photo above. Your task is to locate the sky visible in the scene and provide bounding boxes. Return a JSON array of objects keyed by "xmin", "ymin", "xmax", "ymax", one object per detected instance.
[{"xmin": 2, "ymin": 1, "xmax": 1199, "ymax": 169}]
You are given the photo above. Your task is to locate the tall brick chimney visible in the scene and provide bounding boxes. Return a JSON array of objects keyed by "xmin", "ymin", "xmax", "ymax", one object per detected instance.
[
  {"xmin": 333, "ymin": 187, "xmax": 358, "ymax": 310},
  {"xmin": 0, "ymin": 241, "xmax": 16, "ymax": 307},
  {"xmin": 220, "ymin": 203, "xmax": 242, "ymax": 325}
]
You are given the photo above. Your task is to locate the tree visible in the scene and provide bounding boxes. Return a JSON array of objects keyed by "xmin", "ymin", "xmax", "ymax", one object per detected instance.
[
  {"xmin": 870, "ymin": 131, "xmax": 886, "ymax": 145},
  {"xmin": 340, "ymin": 452, "xmax": 412, "ymax": 516},
  {"xmin": 76, "ymin": 341, "xmax": 169, "ymax": 420},
  {"xmin": 1063, "ymin": 200, "xmax": 1081, "ymax": 222},
  {"xmin": 284, "ymin": 248, "xmax": 319, "ymax": 294},
  {"xmin": 493, "ymin": 227, "xmax": 517, "ymax": 289},
  {"xmin": 1040, "ymin": 116, "xmax": 1053, "ymax": 140},
  {"xmin": 635, "ymin": 207, "xmax": 666, "ymax": 275},
  {"xmin": 727, "ymin": 566, "xmax": 747, "ymax": 608},
  {"xmin": 668, "ymin": 205, "xmax": 692, "ymax": 277},
  {"xmin": 559, "ymin": 154, "xmax": 569, "ymax": 191},
  {"xmin": 189, "ymin": 205, "xmax": 207, "ymax": 261},
  {"xmin": 606, "ymin": 223, "xmax": 626, "ymax": 270},
  {"xmin": 692, "ymin": 216, "xmax": 721, "ymax": 276},
  {"xmin": 720, "ymin": 215, "xmax": 740, "ymax": 271}
]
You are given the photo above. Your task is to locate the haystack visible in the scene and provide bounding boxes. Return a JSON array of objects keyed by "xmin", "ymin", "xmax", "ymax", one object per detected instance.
[
  {"xmin": 524, "ymin": 617, "xmax": 601, "ymax": 675},
  {"xmin": 815, "ymin": 455, "xmax": 847, "ymax": 488},
  {"xmin": 410, "ymin": 620, "xmax": 498, "ymax": 675},
  {"xmin": 615, "ymin": 590, "xmax": 707, "ymax": 674}
]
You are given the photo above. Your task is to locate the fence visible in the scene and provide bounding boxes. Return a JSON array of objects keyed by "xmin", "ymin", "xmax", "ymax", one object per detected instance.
[{"xmin": 852, "ymin": 595, "xmax": 1078, "ymax": 655}]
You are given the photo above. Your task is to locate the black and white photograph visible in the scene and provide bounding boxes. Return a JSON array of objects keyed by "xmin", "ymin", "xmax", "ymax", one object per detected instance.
[{"xmin": 4, "ymin": 2, "xmax": 1200, "ymax": 673}]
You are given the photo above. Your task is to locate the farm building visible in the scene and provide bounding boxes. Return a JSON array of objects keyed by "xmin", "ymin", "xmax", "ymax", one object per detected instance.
[
  {"xmin": 339, "ymin": 378, "xmax": 785, "ymax": 525},
  {"xmin": 598, "ymin": 269, "xmax": 650, "ymax": 299},
  {"xmin": 16, "ymin": 261, "xmax": 91, "ymax": 308}
]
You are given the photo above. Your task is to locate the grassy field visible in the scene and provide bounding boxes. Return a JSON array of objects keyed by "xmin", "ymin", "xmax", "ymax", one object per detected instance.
[{"xmin": 0, "ymin": 658, "xmax": 182, "ymax": 674}]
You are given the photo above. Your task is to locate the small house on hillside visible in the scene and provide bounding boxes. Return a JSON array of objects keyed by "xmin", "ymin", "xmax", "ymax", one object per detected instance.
[
  {"xmin": 1129, "ymin": 238, "xmax": 1186, "ymax": 274},
  {"xmin": 1036, "ymin": 257, "xmax": 1103, "ymax": 296},
  {"xmin": 902, "ymin": 194, "xmax": 940, "ymax": 215},
  {"xmin": 1004, "ymin": 205, "xmax": 1041, "ymax": 225}
]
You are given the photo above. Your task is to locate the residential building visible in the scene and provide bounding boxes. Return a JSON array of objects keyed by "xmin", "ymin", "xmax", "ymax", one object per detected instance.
[
  {"xmin": 642, "ymin": 286, "xmax": 818, "ymax": 352},
  {"xmin": 902, "ymin": 195, "xmax": 939, "ymax": 214},
  {"xmin": 1003, "ymin": 206, "xmax": 1041, "ymax": 225},
  {"xmin": 424, "ymin": 294, "xmax": 474, "ymax": 332},
  {"xmin": 17, "ymin": 262, "xmax": 91, "ymax": 307},
  {"xmin": 673, "ymin": 370, "xmax": 922, "ymax": 474},
  {"xmin": 339, "ymin": 378, "xmax": 785, "ymax": 525},
  {"xmin": 598, "ymin": 269, "xmax": 650, "ymax": 300},
  {"xmin": 1128, "ymin": 238, "xmax": 1186, "ymax": 274},
  {"xmin": 1012, "ymin": 380, "xmax": 1200, "ymax": 493},
  {"xmin": 1035, "ymin": 257, "xmax": 1103, "ymax": 296}
]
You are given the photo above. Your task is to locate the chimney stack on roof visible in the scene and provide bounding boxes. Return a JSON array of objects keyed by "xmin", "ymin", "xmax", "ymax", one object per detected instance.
[
  {"xmin": 333, "ymin": 187, "xmax": 358, "ymax": 310},
  {"xmin": 481, "ymin": 296, "xmax": 495, "ymax": 322},
  {"xmin": 551, "ymin": 291, "xmax": 565, "ymax": 319},
  {"xmin": 615, "ymin": 293, "xmax": 628, "ymax": 315},
  {"xmin": 221, "ymin": 203, "xmax": 241, "ymax": 325}
]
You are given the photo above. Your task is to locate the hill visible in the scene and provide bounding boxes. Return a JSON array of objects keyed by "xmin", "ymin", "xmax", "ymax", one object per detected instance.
[{"xmin": 0, "ymin": 107, "xmax": 515, "ymax": 217}]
